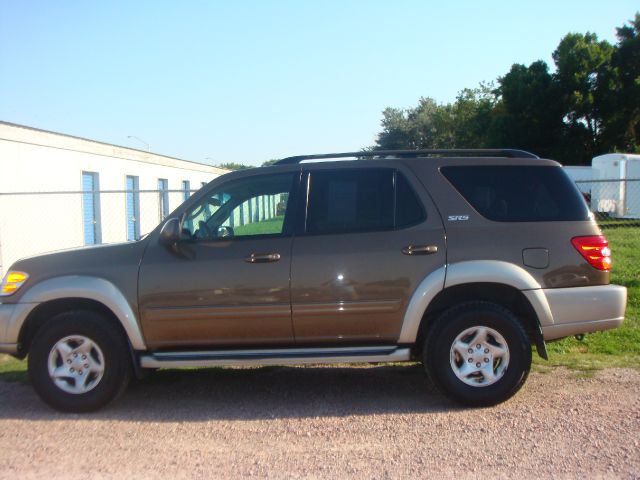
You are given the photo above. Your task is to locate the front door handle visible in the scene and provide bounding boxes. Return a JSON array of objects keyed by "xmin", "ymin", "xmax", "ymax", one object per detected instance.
[
  {"xmin": 244, "ymin": 253, "xmax": 281, "ymax": 263},
  {"xmin": 402, "ymin": 245, "xmax": 438, "ymax": 256}
]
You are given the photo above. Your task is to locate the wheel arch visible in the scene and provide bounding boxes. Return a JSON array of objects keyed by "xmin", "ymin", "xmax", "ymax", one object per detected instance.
[
  {"xmin": 12, "ymin": 276, "xmax": 146, "ymax": 356},
  {"xmin": 414, "ymin": 282, "xmax": 546, "ymax": 357},
  {"xmin": 399, "ymin": 261, "xmax": 550, "ymax": 359}
]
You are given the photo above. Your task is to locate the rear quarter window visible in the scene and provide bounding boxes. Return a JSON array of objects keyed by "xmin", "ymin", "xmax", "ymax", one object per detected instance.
[{"xmin": 441, "ymin": 165, "xmax": 590, "ymax": 222}]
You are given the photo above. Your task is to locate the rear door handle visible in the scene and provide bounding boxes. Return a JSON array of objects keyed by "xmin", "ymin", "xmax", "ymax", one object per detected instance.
[
  {"xmin": 244, "ymin": 253, "xmax": 281, "ymax": 263},
  {"xmin": 402, "ymin": 245, "xmax": 438, "ymax": 255}
]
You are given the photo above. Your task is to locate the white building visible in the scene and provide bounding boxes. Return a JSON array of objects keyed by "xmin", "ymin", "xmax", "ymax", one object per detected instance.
[{"xmin": 0, "ymin": 122, "xmax": 228, "ymax": 276}]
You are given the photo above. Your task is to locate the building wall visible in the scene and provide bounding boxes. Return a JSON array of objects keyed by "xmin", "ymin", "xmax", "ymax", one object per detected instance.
[{"xmin": 0, "ymin": 123, "xmax": 228, "ymax": 276}]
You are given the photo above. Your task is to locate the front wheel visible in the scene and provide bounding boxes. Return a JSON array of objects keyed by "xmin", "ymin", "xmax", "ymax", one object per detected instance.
[
  {"xmin": 28, "ymin": 310, "xmax": 132, "ymax": 412},
  {"xmin": 424, "ymin": 302, "xmax": 531, "ymax": 407}
]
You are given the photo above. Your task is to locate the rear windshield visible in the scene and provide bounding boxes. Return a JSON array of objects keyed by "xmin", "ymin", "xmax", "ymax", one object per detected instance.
[{"xmin": 441, "ymin": 165, "xmax": 590, "ymax": 222}]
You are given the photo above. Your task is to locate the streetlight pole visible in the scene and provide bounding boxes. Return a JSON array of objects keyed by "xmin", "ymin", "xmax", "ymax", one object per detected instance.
[{"xmin": 127, "ymin": 135, "xmax": 150, "ymax": 152}]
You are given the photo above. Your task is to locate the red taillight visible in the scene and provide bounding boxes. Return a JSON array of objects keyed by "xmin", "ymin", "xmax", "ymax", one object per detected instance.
[{"xmin": 571, "ymin": 235, "xmax": 612, "ymax": 271}]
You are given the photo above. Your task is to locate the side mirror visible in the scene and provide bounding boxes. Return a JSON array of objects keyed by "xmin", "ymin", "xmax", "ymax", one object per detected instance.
[
  {"xmin": 159, "ymin": 218, "xmax": 180, "ymax": 245},
  {"xmin": 217, "ymin": 226, "xmax": 234, "ymax": 238}
]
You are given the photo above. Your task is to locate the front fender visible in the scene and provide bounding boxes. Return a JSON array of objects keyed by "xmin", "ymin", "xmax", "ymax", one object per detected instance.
[{"xmin": 6, "ymin": 275, "xmax": 146, "ymax": 350}]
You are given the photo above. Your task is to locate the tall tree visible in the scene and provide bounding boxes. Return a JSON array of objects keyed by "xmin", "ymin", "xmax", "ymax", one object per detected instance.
[
  {"xmin": 599, "ymin": 14, "xmax": 640, "ymax": 152},
  {"xmin": 489, "ymin": 61, "xmax": 566, "ymax": 160},
  {"xmin": 552, "ymin": 32, "xmax": 614, "ymax": 162}
]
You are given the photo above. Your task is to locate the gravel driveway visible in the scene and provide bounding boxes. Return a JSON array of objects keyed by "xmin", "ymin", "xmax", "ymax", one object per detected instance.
[{"xmin": 0, "ymin": 364, "xmax": 638, "ymax": 479}]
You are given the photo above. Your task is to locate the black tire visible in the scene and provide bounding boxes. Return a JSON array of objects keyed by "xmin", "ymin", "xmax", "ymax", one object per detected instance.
[
  {"xmin": 424, "ymin": 301, "xmax": 531, "ymax": 407},
  {"xmin": 28, "ymin": 310, "xmax": 132, "ymax": 412}
]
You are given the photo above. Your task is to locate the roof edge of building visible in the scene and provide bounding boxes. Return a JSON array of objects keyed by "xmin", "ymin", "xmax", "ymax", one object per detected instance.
[{"xmin": 0, "ymin": 121, "xmax": 230, "ymax": 175}]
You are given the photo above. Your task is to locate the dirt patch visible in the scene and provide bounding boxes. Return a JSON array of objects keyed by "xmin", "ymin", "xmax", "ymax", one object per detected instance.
[{"xmin": 0, "ymin": 364, "xmax": 638, "ymax": 479}]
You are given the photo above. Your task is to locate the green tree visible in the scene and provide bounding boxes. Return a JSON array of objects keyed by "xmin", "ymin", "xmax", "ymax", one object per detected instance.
[
  {"xmin": 450, "ymin": 84, "xmax": 497, "ymax": 148},
  {"xmin": 405, "ymin": 97, "xmax": 454, "ymax": 148},
  {"xmin": 599, "ymin": 14, "xmax": 640, "ymax": 152},
  {"xmin": 374, "ymin": 107, "xmax": 418, "ymax": 149},
  {"xmin": 374, "ymin": 89, "xmax": 496, "ymax": 151},
  {"xmin": 374, "ymin": 98, "xmax": 456, "ymax": 150},
  {"xmin": 489, "ymin": 61, "xmax": 566, "ymax": 160},
  {"xmin": 216, "ymin": 162, "xmax": 252, "ymax": 170},
  {"xmin": 371, "ymin": 13, "xmax": 639, "ymax": 164},
  {"xmin": 552, "ymin": 32, "xmax": 614, "ymax": 162},
  {"xmin": 261, "ymin": 159, "xmax": 280, "ymax": 167}
]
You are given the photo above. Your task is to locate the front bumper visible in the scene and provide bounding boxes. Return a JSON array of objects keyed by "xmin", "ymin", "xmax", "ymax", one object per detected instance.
[{"xmin": 540, "ymin": 284, "xmax": 627, "ymax": 340}]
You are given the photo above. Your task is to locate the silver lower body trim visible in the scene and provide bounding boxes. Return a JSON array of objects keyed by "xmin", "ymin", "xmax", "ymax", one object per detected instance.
[
  {"xmin": 542, "ymin": 317, "xmax": 624, "ymax": 341},
  {"xmin": 140, "ymin": 346, "xmax": 411, "ymax": 368},
  {"xmin": 0, "ymin": 343, "xmax": 18, "ymax": 355}
]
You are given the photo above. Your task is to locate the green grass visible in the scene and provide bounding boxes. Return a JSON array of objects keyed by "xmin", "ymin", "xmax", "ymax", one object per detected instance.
[
  {"xmin": 537, "ymin": 226, "xmax": 640, "ymax": 370},
  {"xmin": 0, "ymin": 354, "xmax": 27, "ymax": 382},
  {"xmin": 595, "ymin": 218, "xmax": 640, "ymax": 228},
  {"xmin": 1, "ymin": 226, "xmax": 638, "ymax": 381},
  {"xmin": 233, "ymin": 216, "xmax": 284, "ymax": 236}
]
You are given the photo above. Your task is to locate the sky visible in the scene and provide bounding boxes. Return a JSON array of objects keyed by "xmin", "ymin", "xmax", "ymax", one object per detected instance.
[{"xmin": 0, "ymin": 1, "xmax": 638, "ymax": 166}]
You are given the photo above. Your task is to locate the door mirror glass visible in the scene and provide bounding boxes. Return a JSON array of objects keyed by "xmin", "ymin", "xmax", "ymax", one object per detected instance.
[
  {"xmin": 159, "ymin": 218, "xmax": 180, "ymax": 245},
  {"xmin": 217, "ymin": 226, "xmax": 234, "ymax": 238}
]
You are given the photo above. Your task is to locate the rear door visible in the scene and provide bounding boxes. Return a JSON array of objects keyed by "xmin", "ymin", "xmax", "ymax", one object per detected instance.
[{"xmin": 290, "ymin": 164, "xmax": 446, "ymax": 345}]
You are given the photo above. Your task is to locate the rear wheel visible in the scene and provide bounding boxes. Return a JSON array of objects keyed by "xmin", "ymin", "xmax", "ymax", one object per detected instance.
[
  {"xmin": 28, "ymin": 310, "xmax": 132, "ymax": 412},
  {"xmin": 424, "ymin": 301, "xmax": 531, "ymax": 406}
]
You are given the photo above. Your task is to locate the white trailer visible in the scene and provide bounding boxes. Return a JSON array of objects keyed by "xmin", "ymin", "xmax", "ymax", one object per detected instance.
[{"xmin": 591, "ymin": 153, "xmax": 640, "ymax": 219}]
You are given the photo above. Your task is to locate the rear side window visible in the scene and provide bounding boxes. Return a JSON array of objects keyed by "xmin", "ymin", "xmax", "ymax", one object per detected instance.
[
  {"xmin": 306, "ymin": 169, "xmax": 394, "ymax": 234},
  {"xmin": 305, "ymin": 169, "xmax": 426, "ymax": 234},
  {"xmin": 441, "ymin": 166, "xmax": 590, "ymax": 222}
]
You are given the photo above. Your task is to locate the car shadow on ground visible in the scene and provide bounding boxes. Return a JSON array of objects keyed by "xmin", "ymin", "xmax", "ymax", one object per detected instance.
[{"xmin": 0, "ymin": 363, "xmax": 462, "ymax": 421}]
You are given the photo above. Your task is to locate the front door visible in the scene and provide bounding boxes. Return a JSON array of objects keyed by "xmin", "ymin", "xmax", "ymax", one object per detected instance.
[
  {"xmin": 138, "ymin": 172, "xmax": 298, "ymax": 350},
  {"xmin": 290, "ymin": 166, "xmax": 446, "ymax": 345}
]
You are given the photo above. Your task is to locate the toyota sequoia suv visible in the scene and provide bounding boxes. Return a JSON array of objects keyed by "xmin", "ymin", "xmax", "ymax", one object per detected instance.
[{"xmin": 0, "ymin": 149, "xmax": 628, "ymax": 412}]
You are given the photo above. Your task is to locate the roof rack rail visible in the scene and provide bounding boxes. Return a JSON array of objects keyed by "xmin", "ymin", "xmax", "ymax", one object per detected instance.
[{"xmin": 274, "ymin": 149, "xmax": 539, "ymax": 165}]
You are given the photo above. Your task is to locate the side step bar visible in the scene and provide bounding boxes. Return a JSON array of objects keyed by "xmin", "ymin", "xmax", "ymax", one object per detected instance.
[{"xmin": 140, "ymin": 346, "xmax": 411, "ymax": 368}]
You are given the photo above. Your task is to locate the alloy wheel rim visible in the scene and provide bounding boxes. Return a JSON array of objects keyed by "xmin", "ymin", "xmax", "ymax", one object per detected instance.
[
  {"xmin": 47, "ymin": 335, "xmax": 105, "ymax": 394},
  {"xmin": 449, "ymin": 326, "xmax": 510, "ymax": 387}
]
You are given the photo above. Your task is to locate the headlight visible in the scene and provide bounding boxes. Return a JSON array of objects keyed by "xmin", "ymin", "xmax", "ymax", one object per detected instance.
[{"xmin": 0, "ymin": 271, "xmax": 29, "ymax": 296}]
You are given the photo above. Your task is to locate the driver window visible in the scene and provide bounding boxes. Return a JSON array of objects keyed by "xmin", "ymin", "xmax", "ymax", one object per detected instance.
[{"xmin": 183, "ymin": 173, "xmax": 294, "ymax": 240}]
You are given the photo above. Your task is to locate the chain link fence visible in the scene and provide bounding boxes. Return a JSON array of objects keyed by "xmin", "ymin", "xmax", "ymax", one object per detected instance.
[
  {"xmin": 1, "ymin": 180, "xmax": 639, "ymax": 276},
  {"xmin": 575, "ymin": 179, "xmax": 640, "ymax": 227}
]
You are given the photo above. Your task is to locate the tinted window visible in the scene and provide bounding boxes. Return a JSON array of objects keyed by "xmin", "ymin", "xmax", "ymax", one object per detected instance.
[
  {"xmin": 396, "ymin": 172, "xmax": 426, "ymax": 227},
  {"xmin": 441, "ymin": 166, "xmax": 590, "ymax": 222},
  {"xmin": 306, "ymin": 169, "xmax": 394, "ymax": 234}
]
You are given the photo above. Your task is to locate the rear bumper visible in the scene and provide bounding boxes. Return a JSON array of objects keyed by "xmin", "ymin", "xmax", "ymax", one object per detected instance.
[{"xmin": 540, "ymin": 284, "xmax": 627, "ymax": 340}]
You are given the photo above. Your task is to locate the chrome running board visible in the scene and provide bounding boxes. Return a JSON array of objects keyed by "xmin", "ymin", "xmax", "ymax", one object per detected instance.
[{"xmin": 140, "ymin": 346, "xmax": 410, "ymax": 368}]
